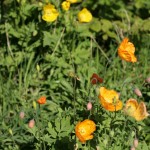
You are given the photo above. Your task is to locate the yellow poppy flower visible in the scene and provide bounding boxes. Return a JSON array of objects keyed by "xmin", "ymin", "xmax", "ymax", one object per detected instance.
[
  {"xmin": 42, "ymin": 3, "xmax": 59, "ymax": 22},
  {"xmin": 66, "ymin": 0, "xmax": 80, "ymax": 3},
  {"xmin": 61, "ymin": 1, "xmax": 70, "ymax": 11},
  {"xmin": 124, "ymin": 99, "xmax": 149, "ymax": 121},
  {"xmin": 75, "ymin": 119, "xmax": 96, "ymax": 143},
  {"xmin": 118, "ymin": 38, "xmax": 137, "ymax": 62},
  {"xmin": 99, "ymin": 87, "xmax": 123, "ymax": 112},
  {"xmin": 78, "ymin": 8, "xmax": 92, "ymax": 23}
]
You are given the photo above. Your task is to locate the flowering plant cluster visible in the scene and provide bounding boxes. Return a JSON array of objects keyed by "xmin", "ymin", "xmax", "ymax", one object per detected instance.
[
  {"xmin": 0, "ymin": 0, "xmax": 150, "ymax": 149},
  {"xmin": 75, "ymin": 38, "xmax": 149, "ymax": 145},
  {"xmin": 42, "ymin": 1, "xmax": 92, "ymax": 23}
]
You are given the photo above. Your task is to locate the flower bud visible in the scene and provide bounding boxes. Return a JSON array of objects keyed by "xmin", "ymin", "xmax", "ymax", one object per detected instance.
[
  {"xmin": 133, "ymin": 138, "xmax": 138, "ymax": 148},
  {"xmin": 96, "ymin": 146, "xmax": 100, "ymax": 150},
  {"xmin": 33, "ymin": 101, "xmax": 37, "ymax": 110},
  {"xmin": 28, "ymin": 119, "xmax": 35, "ymax": 128},
  {"xmin": 36, "ymin": 64, "xmax": 40, "ymax": 72},
  {"xmin": 138, "ymin": 126, "xmax": 142, "ymax": 131},
  {"xmin": 87, "ymin": 102, "xmax": 92, "ymax": 110},
  {"xmin": 130, "ymin": 146, "xmax": 135, "ymax": 150},
  {"xmin": 19, "ymin": 111, "xmax": 25, "ymax": 119},
  {"xmin": 145, "ymin": 77, "xmax": 150, "ymax": 83},
  {"xmin": 38, "ymin": 2, "xmax": 43, "ymax": 7},
  {"xmin": 9, "ymin": 128, "xmax": 13, "ymax": 135},
  {"xmin": 134, "ymin": 88, "xmax": 142, "ymax": 97}
]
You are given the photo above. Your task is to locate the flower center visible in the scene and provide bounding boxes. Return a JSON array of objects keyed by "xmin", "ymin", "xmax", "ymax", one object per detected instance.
[{"xmin": 80, "ymin": 128, "xmax": 86, "ymax": 134}]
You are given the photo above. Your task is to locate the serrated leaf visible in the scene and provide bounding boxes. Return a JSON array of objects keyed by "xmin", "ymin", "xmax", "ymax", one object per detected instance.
[
  {"xmin": 48, "ymin": 122, "xmax": 53, "ymax": 129},
  {"xmin": 47, "ymin": 126, "xmax": 57, "ymax": 139},
  {"xmin": 61, "ymin": 80, "xmax": 73, "ymax": 94},
  {"xmin": 25, "ymin": 125, "xmax": 38, "ymax": 136},
  {"xmin": 41, "ymin": 134, "xmax": 55, "ymax": 144},
  {"xmin": 90, "ymin": 18, "xmax": 101, "ymax": 32},
  {"xmin": 43, "ymin": 31, "xmax": 59, "ymax": 47},
  {"xmin": 58, "ymin": 131, "xmax": 68, "ymax": 138},
  {"xmin": 55, "ymin": 118, "xmax": 61, "ymax": 132}
]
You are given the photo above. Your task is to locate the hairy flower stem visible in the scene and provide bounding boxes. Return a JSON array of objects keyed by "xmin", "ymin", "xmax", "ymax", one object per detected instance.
[{"xmin": 73, "ymin": 77, "xmax": 77, "ymax": 122}]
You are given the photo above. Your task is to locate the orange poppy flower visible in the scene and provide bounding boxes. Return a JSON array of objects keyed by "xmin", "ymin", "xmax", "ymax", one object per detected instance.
[
  {"xmin": 37, "ymin": 96, "xmax": 46, "ymax": 104},
  {"xmin": 124, "ymin": 98, "xmax": 149, "ymax": 121},
  {"xmin": 90, "ymin": 73, "xmax": 103, "ymax": 85},
  {"xmin": 75, "ymin": 119, "xmax": 96, "ymax": 143},
  {"xmin": 99, "ymin": 87, "xmax": 123, "ymax": 112},
  {"xmin": 118, "ymin": 38, "xmax": 137, "ymax": 62}
]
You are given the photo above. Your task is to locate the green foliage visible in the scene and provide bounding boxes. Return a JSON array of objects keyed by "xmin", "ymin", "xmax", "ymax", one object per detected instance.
[{"xmin": 0, "ymin": 0, "xmax": 150, "ymax": 149}]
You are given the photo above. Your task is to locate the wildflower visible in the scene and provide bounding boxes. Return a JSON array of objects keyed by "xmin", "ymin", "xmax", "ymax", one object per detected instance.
[
  {"xmin": 90, "ymin": 73, "xmax": 103, "ymax": 84},
  {"xmin": 145, "ymin": 77, "xmax": 150, "ymax": 83},
  {"xmin": 133, "ymin": 138, "xmax": 138, "ymax": 148},
  {"xmin": 66, "ymin": 0, "xmax": 80, "ymax": 3},
  {"xmin": 78, "ymin": 8, "xmax": 92, "ymax": 23},
  {"xmin": 134, "ymin": 88, "xmax": 142, "ymax": 97},
  {"xmin": 42, "ymin": 3, "xmax": 59, "ymax": 22},
  {"xmin": 61, "ymin": 1, "xmax": 70, "ymax": 11},
  {"xmin": 98, "ymin": 87, "xmax": 123, "ymax": 112},
  {"xmin": 28, "ymin": 119, "xmax": 35, "ymax": 128},
  {"xmin": 124, "ymin": 98, "xmax": 149, "ymax": 121},
  {"xmin": 75, "ymin": 119, "xmax": 96, "ymax": 143},
  {"xmin": 118, "ymin": 38, "xmax": 137, "ymax": 62},
  {"xmin": 87, "ymin": 102, "xmax": 92, "ymax": 110},
  {"xmin": 37, "ymin": 96, "xmax": 46, "ymax": 104},
  {"xmin": 19, "ymin": 111, "xmax": 25, "ymax": 119}
]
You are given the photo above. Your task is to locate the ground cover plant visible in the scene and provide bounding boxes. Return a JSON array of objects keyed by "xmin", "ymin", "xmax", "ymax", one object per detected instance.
[{"xmin": 0, "ymin": 0, "xmax": 150, "ymax": 150}]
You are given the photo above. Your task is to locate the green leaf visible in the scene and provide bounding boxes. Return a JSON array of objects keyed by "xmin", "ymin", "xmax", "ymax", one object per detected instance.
[
  {"xmin": 75, "ymin": 23, "xmax": 90, "ymax": 32},
  {"xmin": 47, "ymin": 122, "xmax": 57, "ymax": 139},
  {"xmin": 58, "ymin": 131, "xmax": 68, "ymax": 138},
  {"xmin": 101, "ymin": 19, "xmax": 112, "ymax": 32},
  {"xmin": 27, "ymin": 40, "xmax": 41, "ymax": 52},
  {"xmin": 41, "ymin": 134, "xmax": 56, "ymax": 144},
  {"xmin": 55, "ymin": 118, "xmax": 61, "ymax": 132},
  {"xmin": 61, "ymin": 80, "xmax": 73, "ymax": 94},
  {"xmin": 43, "ymin": 31, "xmax": 51, "ymax": 47},
  {"xmin": 142, "ymin": 19, "xmax": 150, "ymax": 31},
  {"xmin": 25, "ymin": 125, "xmax": 38, "ymax": 136},
  {"xmin": 43, "ymin": 31, "xmax": 59, "ymax": 47},
  {"xmin": 90, "ymin": 18, "xmax": 101, "ymax": 32}
]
